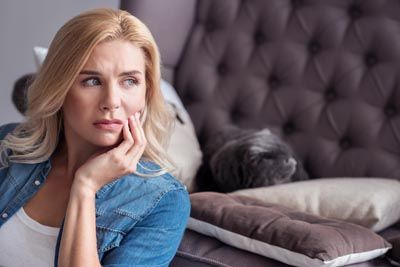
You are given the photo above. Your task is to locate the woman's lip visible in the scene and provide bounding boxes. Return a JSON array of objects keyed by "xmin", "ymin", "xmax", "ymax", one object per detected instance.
[
  {"xmin": 93, "ymin": 123, "xmax": 123, "ymax": 131},
  {"xmin": 94, "ymin": 119, "xmax": 123, "ymax": 124}
]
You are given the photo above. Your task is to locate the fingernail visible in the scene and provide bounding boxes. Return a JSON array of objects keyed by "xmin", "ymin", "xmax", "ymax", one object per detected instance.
[{"xmin": 135, "ymin": 112, "xmax": 140, "ymax": 119}]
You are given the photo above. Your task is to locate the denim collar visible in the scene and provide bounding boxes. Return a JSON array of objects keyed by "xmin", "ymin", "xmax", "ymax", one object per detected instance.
[
  {"xmin": 40, "ymin": 157, "xmax": 115, "ymax": 199},
  {"xmin": 39, "ymin": 158, "xmax": 159, "ymax": 200}
]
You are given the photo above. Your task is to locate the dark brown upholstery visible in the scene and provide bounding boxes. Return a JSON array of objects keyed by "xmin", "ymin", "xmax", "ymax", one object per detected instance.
[
  {"xmin": 119, "ymin": 1, "xmax": 400, "ymax": 265},
  {"xmin": 122, "ymin": 0, "xmax": 400, "ymax": 186},
  {"xmin": 170, "ymin": 229, "xmax": 289, "ymax": 267}
]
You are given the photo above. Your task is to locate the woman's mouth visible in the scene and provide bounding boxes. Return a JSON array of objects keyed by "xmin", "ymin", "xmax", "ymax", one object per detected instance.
[
  {"xmin": 93, "ymin": 119, "xmax": 123, "ymax": 131},
  {"xmin": 93, "ymin": 123, "xmax": 123, "ymax": 131}
]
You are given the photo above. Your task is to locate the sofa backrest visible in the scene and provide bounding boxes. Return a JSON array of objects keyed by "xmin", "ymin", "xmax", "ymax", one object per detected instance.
[{"xmin": 121, "ymin": 0, "xmax": 400, "ymax": 182}]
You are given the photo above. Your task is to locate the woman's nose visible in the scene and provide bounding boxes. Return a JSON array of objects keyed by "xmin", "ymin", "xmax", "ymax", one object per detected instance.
[{"xmin": 100, "ymin": 82, "xmax": 121, "ymax": 111}]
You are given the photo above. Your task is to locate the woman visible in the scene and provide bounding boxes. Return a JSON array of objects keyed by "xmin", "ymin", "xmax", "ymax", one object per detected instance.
[{"xmin": 0, "ymin": 8, "xmax": 190, "ymax": 267}]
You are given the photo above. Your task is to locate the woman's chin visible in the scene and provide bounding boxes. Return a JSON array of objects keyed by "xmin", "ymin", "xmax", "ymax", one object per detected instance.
[{"xmin": 93, "ymin": 134, "xmax": 123, "ymax": 148}]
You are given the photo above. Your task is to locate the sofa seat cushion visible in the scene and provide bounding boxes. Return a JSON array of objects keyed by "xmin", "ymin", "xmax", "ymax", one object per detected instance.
[{"xmin": 187, "ymin": 192, "xmax": 391, "ymax": 267}]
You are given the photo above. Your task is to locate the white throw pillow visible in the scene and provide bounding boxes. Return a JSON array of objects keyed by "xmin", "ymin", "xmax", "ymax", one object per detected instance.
[
  {"xmin": 33, "ymin": 46, "xmax": 48, "ymax": 68},
  {"xmin": 33, "ymin": 46, "xmax": 202, "ymax": 192},
  {"xmin": 231, "ymin": 178, "xmax": 400, "ymax": 232},
  {"xmin": 160, "ymin": 80, "xmax": 202, "ymax": 192}
]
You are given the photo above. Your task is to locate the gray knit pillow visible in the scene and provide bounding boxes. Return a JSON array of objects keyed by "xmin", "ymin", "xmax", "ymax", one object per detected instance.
[{"xmin": 206, "ymin": 126, "xmax": 309, "ymax": 192}]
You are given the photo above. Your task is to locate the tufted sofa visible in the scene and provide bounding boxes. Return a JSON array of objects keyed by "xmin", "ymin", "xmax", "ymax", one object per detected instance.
[
  {"xmin": 10, "ymin": 0, "xmax": 400, "ymax": 266},
  {"xmin": 119, "ymin": 0, "xmax": 400, "ymax": 266},
  {"xmin": 122, "ymin": 0, "xmax": 400, "ymax": 183}
]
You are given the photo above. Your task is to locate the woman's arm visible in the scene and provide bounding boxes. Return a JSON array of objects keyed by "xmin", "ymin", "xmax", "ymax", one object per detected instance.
[
  {"xmin": 58, "ymin": 183, "xmax": 100, "ymax": 267},
  {"xmin": 58, "ymin": 113, "xmax": 146, "ymax": 267}
]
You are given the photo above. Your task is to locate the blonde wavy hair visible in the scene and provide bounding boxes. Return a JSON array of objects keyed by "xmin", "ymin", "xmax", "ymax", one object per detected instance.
[{"xmin": 0, "ymin": 8, "xmax": 175, "ymax": 176}]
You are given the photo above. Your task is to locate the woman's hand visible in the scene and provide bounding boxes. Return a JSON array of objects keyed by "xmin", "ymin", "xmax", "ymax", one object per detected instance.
[{"xmin": 72, "ymin": 112, "xmax": 146, "ymax": 197}]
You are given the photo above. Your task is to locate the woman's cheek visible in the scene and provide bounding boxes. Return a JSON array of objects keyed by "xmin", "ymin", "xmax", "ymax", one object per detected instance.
[{"xmin": 124, "ymin": 98, "xmax": 145, "ymax": 116}]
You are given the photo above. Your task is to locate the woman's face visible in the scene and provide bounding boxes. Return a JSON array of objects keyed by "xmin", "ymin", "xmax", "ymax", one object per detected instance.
[{"xmin": 62, "ymin": 39, "xmax": 146, "ymax": 148}]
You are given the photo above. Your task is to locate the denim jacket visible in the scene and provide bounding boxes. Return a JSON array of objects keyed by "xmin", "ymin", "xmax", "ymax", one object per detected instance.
[{"xmin": 0, "ymin": 123, "xmax": 190, "ymax": 267}]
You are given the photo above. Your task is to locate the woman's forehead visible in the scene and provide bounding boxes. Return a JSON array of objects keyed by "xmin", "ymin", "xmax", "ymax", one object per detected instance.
[{"xmin": 82, "ymin": 39, "xmax": 145, "ymax": 75}]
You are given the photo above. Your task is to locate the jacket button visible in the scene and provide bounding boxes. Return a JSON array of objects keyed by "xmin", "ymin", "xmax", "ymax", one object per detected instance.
[
  {"xmin": 34, "ymin": 180, "xmax": 41, "ymax": 186},
  {"xmin": 1, "ymin": 213, "xmax": 8, "ymax": 218}
]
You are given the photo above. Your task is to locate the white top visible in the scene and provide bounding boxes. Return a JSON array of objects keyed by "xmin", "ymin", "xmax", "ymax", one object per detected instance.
[{"xmin": 0, "ymin": 207, "xmax": 60, "ymax": 267}]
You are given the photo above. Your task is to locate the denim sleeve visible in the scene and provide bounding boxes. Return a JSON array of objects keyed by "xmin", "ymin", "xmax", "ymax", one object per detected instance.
[
  {"xmin": 101, "ymin": 188, "xmax": 191, "ymax": 267},
  {"xmin": 0, "ymin": 123, "xmax": 19, "ymax": 140}
]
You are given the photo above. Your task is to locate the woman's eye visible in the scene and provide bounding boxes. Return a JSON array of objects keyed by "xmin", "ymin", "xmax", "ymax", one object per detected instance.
[
  {"xmin": 123, "ymin": 78, "xmax": 138, "ymax": 87},
  {"xmin": 82, "ymin": 77, "xmax": 101, "ymax": 87}
]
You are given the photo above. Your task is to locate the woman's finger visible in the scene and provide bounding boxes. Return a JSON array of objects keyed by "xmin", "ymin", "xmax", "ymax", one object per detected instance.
[
  {"xmin": 129, "ymin": 113, "xmax": 141, "ymax": 143},
  {"xmin": 123, "ymin": 113, "xmax": 144, "ymax": 170},
  {"xmin": 135, "ymin": 120, "xmax": 146, "ymax": 158},
  {"xmin": 127, "ymin": 112, "xmax": 145, "ymax": 155},
  {"xmin": 112, "ymin": 116, "xmax": 134, "ymax": 154},
  {"xmin": 127, "ymin": 138, "xmax": 145, "ymax": 167},
  {"xmin": 135, "ymin": 112, "xmax": 146, "ymax": 148},
  {"xmin": 136, "ymin": 112, "xmax": 147, "ymax": 145}
]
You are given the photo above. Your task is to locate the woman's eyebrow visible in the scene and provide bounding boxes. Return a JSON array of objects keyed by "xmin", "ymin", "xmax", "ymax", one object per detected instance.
[
  {"xmin": 79, "ymin": 70, "xmax": 143, "ymax": 76},
  {"xmin": 79, "ymin": 70, "xmax": 101, "ymax": 75},
  {"xmin": 119, "ymin": 70, "xmax": 142, "ymax": 76}
]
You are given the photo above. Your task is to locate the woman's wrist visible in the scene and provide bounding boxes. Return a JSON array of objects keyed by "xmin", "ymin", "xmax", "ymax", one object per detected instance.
[{"xmin": 71, "ymin": 174, "xmax": 97, "ymax": 199}]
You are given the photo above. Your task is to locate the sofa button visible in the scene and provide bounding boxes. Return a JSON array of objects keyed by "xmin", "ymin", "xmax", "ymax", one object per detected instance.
[
  {"xmin": 206, "ymin": 21, "xmax": 216, "ymax": 32},
  {"xmin": 283, "ymin": 122, "xmax": 295, "ymax": 135},
  {"xmin": 254, "ymin": 31, "xmax": 266, "ymax": 44},
  {"xmin": 309, "ymin": 41, "xmax": 320, "ymax": 54},
  {"xmin": 217, "ymin": 64, "xmax": 228, "ymax": 76},
  {"xmin": 1, "ymin": 213, "xmax": 8, "ymax": 219},
  {"xmin": 365, "ymin": 52, "xmax": 378, "ymax": 67},
  {"xmin": 349, "ymin": 5, "xmax": 362, "ymax": 19},
  {"xmin": 269, "ymin": 75, "xmax": 280, "ymax": 89},
  {"xmin": 325, "ymin": 88, "xmax": 337, "ymax": 102},
  {"xmin": 291, "ymin": 0, "xmax": 303, "ymax": 8},
  {"xmin": 385, "ymin": 104, "xmax": 397, "ymax": 117},
  {"xmin": 339, "ymin": 137, "xmax": 352, "ymax": 149}
]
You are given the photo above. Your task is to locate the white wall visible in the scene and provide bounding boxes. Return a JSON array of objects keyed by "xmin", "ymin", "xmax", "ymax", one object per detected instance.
[{"xmin": 0, "ymin": 0, "xmax": 119, "ymax": 125}]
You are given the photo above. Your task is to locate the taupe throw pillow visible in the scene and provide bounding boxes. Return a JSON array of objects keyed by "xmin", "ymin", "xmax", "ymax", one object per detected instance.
[{"xmin": 188, "ymin": 192, "xmax": 391, "ymax": 267}]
